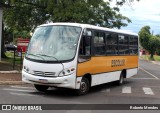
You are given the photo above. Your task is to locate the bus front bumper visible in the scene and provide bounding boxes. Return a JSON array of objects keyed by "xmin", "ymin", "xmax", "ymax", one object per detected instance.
[{"xmin": 22, "ymin": 71, "xmax": 77, "ymax": 89}]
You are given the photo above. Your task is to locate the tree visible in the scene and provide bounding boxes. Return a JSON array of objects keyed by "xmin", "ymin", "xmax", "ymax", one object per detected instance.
[
  {"xmin": 148, "ymin": 36, "xmax": 160, "ymax": 60},
  {"xmin": 1, "ymin": 0, "xmax": 49, "ymax": 58},
  {"xmin": 46, "ymin": 0, "xmax": 131, "ymax": 28},
  {"xmin": 3, "ymin": 1, "xmax": 49, "ymax": 32},
  {"xmin": 139, "ymin": 26, "xmax": 151, "ymax": 50},
  {"xmin": 139, "ymin": 26, "xmax": 160, "ymax": 60},
  {"xmin": 3, "ymin": 0, "xmax": 133, "ymax": 31},
  {"xmin": 155, "ymin": 34, "xmax": 160, "ymax": 55},
  {"xmin": 1, "ymin": 0, "xmax": 139, "ymax": 58},
  {"xmin": 155, "ymin": 34, "xmax": 160, "ymax": 38}
]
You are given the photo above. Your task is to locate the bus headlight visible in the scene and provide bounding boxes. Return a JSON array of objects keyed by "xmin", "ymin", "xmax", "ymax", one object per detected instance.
[
  {"xmin": 23, "ymin": 66, "xmax": 29, "ymax": 73},
  {"xmin": 23, "ymin": 66, "xmax": 34, "ymax": 74},
  {"xmin": 59, "ymin": 67, "xmax": 76, "ymax": 77}
]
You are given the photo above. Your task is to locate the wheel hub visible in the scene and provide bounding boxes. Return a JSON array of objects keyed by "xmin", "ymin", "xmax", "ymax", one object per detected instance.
[{"xmin": 80, "ymin": 82, "xmax": 87, "ymax": 93}]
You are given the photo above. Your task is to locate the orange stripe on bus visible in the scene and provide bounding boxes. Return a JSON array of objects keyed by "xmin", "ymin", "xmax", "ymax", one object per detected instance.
[{"xmin": 77, "ymin": 56, "xmax": 138, "ymax": 77}]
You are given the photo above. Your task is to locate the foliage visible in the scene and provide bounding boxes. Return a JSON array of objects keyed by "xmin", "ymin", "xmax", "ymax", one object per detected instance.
[
  {"xmin": 3, "ymin": 2, "xmax": 49, "ymax": 32},
  {"xmin": 139, "ymin": 26, "xmax": 160, "ymax": 60},
  {"xmin": 13, "ymin": 30, "xmax": 30, "ymax": 38},
  {"xmin": 46, "ymin": 0, "xmax": 131, "ymax": 28},
  {"xmin": 1, "ymin": 0, "xmax": 139, "ymax": 58},
  {"xmin": 156, "ymin": 34, "xmax": 160, "ymax": 38},
  {"xmin": 138, "ymin": 26, "xmax": 151, "ymax": 50},
  {"xmin": 1, "ymin": 0, "xmax": 48, "ymax": 58},
  {"xmin": 2, "ymin": 0, "xmax": 133, "ymax": 32},
  {"xmin": 147, "ymin": 36, "xmax": 160, "ymax": 60},
  {"xmin": 156, "ymin": 49, "xmax": 160, "ymax": 56}
]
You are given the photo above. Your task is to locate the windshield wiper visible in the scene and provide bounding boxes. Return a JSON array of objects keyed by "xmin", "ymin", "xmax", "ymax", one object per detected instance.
[
  {"xmin": 27, "ymin": 53, "xmax": 45, "ymax": 60},
  {"xmin": 36, "ymin": 54, "xmax": 59, "ymax": 62}
]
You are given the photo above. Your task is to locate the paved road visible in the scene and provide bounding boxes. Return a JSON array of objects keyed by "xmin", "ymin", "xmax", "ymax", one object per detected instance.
[{"xmin": 0, "ymin": 60, "xmax": 160, "ymax": 113}]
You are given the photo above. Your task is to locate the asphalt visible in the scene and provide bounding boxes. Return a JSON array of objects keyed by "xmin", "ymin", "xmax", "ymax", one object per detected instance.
[{"xmin": 0, "ymin": 58, "xmax": 160, "ymax": 85}]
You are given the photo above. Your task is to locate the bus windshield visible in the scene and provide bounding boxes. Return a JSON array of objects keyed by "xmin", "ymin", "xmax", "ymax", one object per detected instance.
[{"xmin": 26, "ymin": 25, "xmax": 82, "ymax": 62}]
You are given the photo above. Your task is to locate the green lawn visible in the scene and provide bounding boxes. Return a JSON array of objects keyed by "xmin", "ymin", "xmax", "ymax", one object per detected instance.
[
  {"xmin": 2, "ymin": 51, "xmax": 24, "ymax": 65},
  {"xmin": 140, "ymin": 55, "xmax": 160, "ymax": 61}
]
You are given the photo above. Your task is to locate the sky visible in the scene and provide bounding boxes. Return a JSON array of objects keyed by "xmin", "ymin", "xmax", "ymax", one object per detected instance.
[{"xmin": 111, "ymin": 0, "xmax": 160, "ymax": 35}]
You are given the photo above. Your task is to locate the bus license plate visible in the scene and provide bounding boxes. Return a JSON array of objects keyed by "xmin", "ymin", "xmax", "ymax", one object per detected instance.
[{"xmin": 38, "ymin": 79, "xmax": 48, "ymax": 83}]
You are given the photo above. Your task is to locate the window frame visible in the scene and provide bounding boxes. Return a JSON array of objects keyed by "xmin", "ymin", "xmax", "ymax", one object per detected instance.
[
  {"xmin": 79, "ymin": 28, "xmax": 138, "ymax": 57},
  {"xmin": 129, "ymin": 36, "xmax": 138, "ymax": 55},
  {"xmin": 93, "ymin": 30, "xmax": 106, "ymax": 56},
  {"xmin": 105, "ymin": 32, "xmax": 119, "ymax": 56},
  {"xmin": 118, "ymin": 34, "xmax": 129, "ymax": 56}
]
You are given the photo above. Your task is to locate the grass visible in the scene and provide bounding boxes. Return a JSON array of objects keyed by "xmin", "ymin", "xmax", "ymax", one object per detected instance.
[
  {"xmin": 140, "ymin": 55, "xmax": 160, "ymax": 61},
  {"xmin": 2, "ymin": 51, "xmax": 24, "ymax": 65},
  {"xmin": 154, "ymin": 55, "xmax": 160, "ymax": 61}
]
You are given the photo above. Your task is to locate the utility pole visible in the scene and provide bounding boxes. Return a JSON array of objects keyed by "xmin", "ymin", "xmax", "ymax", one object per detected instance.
[{"xmin": 0, "ymin": 8, "xmax": 3, "ymax": 61}]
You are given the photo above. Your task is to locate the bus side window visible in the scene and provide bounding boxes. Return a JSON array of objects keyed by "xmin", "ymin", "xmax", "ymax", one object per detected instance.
[
  {"xmin": 79, "ymin": 36, "xmax": 91, "ymax": 56},
  {"xmin": 94, "ymin": 32, "xmax": 105, "ymax": 55},
  {"xmin": 129, "ymin": 36, "xmax": 138, "ymax": 55},
  {"xmin": 106, "ymin": 33, "xmax": 118, "ymax": 55}
]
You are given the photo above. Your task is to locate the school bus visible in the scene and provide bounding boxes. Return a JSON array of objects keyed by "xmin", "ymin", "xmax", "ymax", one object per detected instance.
[{"xmin": 22, "ymin": 23, "xmax": 139, "ymax": 95}]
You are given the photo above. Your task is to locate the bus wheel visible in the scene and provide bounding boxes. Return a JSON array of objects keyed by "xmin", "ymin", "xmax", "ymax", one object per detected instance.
[
  {"xmin": 117, "ymin": 72, "xmax": 124, "ymax": 85},
  {"xmin": 76, "ymin": 77, "xmax": 90, "ymax": 95},
  {"xmin": 34, "ymin": 84, "xmax": 49, "ymax": 92}
]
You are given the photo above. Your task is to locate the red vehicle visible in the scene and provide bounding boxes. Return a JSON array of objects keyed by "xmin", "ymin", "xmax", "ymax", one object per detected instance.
[{"xmin": 17, "ymin": 38, "xmax": 30, "ymax": 52}]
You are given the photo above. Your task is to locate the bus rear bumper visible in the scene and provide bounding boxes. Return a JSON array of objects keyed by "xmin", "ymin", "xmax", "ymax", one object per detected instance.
[{"xmin": 22, "ymin": 71, "xmax": 76, "ymax": 89}]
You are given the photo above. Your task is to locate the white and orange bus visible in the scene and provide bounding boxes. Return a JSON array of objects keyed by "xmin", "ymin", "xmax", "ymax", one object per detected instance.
[{"xmin": 22, "ymin": 23, "xmax": 139, "ymax": 95}]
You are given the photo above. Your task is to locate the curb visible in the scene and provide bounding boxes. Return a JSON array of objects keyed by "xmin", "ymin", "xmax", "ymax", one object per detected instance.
[
  {"xmin": 0, "ymin": 81, "xmax": 26, "ymax": 85},
  {"xmin": 151, "ymin": 61, "xmax": 160, "ymax": 66},
  {"xmin": 0, "ymin": 70, "xmax": 21, "ymax": 74}
]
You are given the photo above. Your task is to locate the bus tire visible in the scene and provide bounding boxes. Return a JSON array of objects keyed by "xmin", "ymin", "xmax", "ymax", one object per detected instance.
[
  {"xmin": 34, "ymin": 84, "xmax": 49, "ymax": 92},
  {"xmin": 116, "ymin": 72, "xmax": 124, "ymax": 85},
  {"xmin": 76, "ymin": 77, "xmax": 90, "ymax": 95}
]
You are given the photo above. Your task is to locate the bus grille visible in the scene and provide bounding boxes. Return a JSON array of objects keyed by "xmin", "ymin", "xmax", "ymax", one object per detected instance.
[{"xmin": 33, "ymin": 71, "xmax": 56, "ymax": 77}]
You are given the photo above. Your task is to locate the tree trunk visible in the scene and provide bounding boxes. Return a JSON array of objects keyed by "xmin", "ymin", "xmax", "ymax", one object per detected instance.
[
  {"xmin": 1, "ymin": 21, "xmax": 7, "ymax": 58},
  {"xmin": 150, "ymin": 53, "xmax": 154, "ymax": 61}
]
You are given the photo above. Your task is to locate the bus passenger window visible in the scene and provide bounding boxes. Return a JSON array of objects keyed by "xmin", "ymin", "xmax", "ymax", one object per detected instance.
[
  {"xmin": 106, "ymin": 34, "xmax": 118, "ymax": 55},
  {"xmin": 79, "ymin": 36, "xmax": 91, "ymax": 56},
  {"xmin": 129, "ymin": 36, "xmax": 138, "ymax": 55},
  {"xmin": 118, "ymin": 35, "xmax": 129, "ymax": 55},
  {"xmin": 94, "ymin": 32, "xmax": 105, "ymax": 55}
]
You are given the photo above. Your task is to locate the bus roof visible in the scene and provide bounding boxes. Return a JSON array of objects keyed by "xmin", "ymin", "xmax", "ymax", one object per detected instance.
[{"xmin": 39, "ymin": 23, "xmax": 138, "ymax": 36}]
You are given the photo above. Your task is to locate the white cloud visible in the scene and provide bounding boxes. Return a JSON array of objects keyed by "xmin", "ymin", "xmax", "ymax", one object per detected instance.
[
  {"xmin": 119, "ymin": 0, "xmax": 160, "ymax": 34},
  {"xmin": 105, "ymin": 0, "xmax": 160, "ymax": 34}
]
